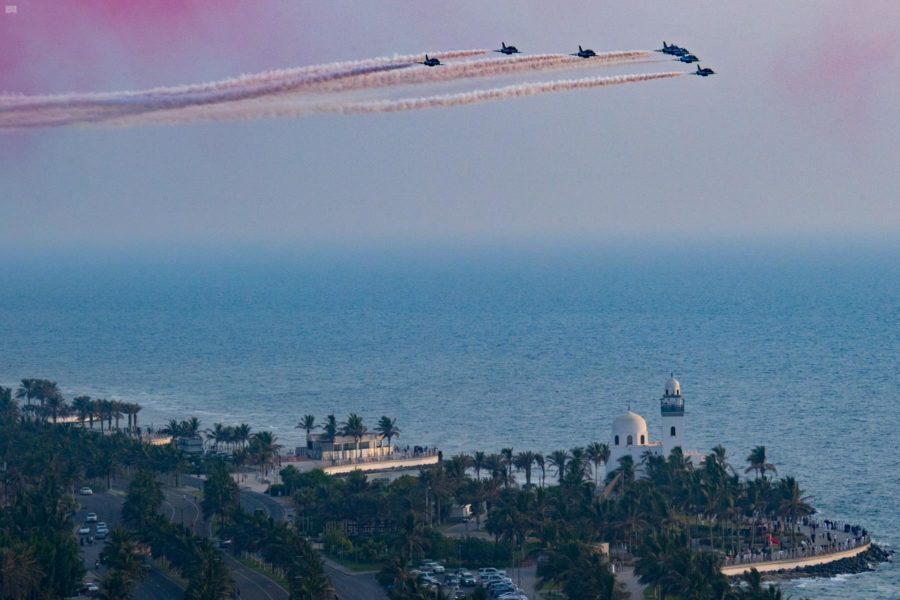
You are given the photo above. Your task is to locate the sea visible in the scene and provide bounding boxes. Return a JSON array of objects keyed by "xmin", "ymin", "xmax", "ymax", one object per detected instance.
[{"xmin": 1, "ymin": 240, "xmax": 897, "ymax": 599}]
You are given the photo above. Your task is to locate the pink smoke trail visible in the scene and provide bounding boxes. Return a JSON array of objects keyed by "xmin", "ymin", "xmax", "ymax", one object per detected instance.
[{"xmin": 107, "ymin": 72, "xmax": 684, "ymax": 127}]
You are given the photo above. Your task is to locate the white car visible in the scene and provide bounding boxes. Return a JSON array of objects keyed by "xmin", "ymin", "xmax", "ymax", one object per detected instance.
[
  {"xmin": 78, "ymin": 525, "xmax": 91, "ymax": 535},
  {"xmin": 79, "ymin": 487, "xmax": 93, "ymax": 495},
  {"xmin": 86, "ymin": 512, "xmax": 98, "ymax": 522},
  {"xmin": 424, "ymin": 562, "xmax": 445, "ymax": 574}
]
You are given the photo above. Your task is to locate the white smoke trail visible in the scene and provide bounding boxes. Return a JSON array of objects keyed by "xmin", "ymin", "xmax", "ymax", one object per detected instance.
[
  {"xmin": 0, "ymin": 50, "xmax": 677, "ymax": 131},
  {"xmin": 0, "ymin": 49, "xmax": 490, "ymax": 108},
  {"xmin": 0, "ymin": 63, "xmax": 416, "ymax": 129},
  {"xmin": 302, "ymin": 51, "xmax": 654, "ymax": 94},
  {"xmin": 107, "ymin": 72, "xmax": 684, "ymax": 127}
]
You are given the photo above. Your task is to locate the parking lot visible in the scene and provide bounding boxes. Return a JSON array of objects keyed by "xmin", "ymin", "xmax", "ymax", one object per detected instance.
[{"xmin": 412, "ymin": 562, "xmax": 536, "ymax": 600}]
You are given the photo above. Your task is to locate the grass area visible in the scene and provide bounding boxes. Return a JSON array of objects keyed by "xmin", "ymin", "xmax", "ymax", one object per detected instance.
[
  {"xmin": 235, "ymin": 555, "xmax": 290, "ymax": 589},
  {"xmin": 151, "ymin": 557, "xmax": 189, "ymax": 588}
]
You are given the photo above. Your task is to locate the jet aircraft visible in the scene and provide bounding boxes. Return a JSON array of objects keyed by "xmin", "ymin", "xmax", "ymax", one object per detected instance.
[
  {"xmin": 571, "ymin": 45, "xmax": 597, "ymax": 58},
  {"xmin": 495, "ymin": 42, "xmax": 520, "ymax": 55},
  {"xmin": 692, "ymin": 64, "xmax": 715, "ymax": 76},
  {"xmin": 419, "ymin": 54, "xmax": 442, "ymax": 67},
  {"xmin": 657, "ymin": 42, "xmax": 688, "ymax": 56},
  {"xmin": 677, "ymin": 54, "xmax": 699, "ymax": 63}
]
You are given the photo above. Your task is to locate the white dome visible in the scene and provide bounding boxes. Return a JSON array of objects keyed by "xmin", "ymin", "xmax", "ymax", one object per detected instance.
[
  {"xmin": 665, "ymin": 375, "xmax": 681, "ymax": 397},
  {"xmin": 612, "ymin": 411, "xmax": 649, "ymax": 446}
]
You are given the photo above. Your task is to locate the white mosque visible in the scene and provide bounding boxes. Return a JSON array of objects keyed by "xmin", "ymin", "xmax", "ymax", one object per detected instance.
[{"xmin": 608, "ymin": 375, "xmax": 691, "ymax": 469}]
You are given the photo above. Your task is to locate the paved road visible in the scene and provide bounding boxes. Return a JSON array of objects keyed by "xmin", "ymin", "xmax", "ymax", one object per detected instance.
[
  {"xmin": 75, "ymin": 489, "xmax": 184, "ymax": 600},
  {"xmin": 164, "ymin": 486, "xmax": 289, "ymax": 600},
  {"xmin": 238, "ymin": 489, "xmax": 388, "ymax": 600}
]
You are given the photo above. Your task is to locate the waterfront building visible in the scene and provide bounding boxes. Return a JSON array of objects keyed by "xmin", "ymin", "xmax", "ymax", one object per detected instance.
[{"xmin": 299, "ymin": 432, "xmax": 392, "ymax": 462}]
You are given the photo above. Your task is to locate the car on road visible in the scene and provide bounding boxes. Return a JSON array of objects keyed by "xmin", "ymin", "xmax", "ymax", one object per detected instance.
[
  {"xmin": 78, "ymin": 525, "xmax": 91, "ymax": 535},
  {"xmin": 80, "ymin": 582, "xmax": 99, "ymax": 596},
  {"xmin": 94, "ymin": 529, "xmax": 108, "ymax": 539},
  {"xmin": 460, "ymin": 573, "xmax": 477, "ymax": 586},
  {"xmin": 79, "ymin": 487, "xmax": 93, "ymax": 495},
  {"xmin": 86, "ymin": 512, "xmax": 98, "ymax": 522}
]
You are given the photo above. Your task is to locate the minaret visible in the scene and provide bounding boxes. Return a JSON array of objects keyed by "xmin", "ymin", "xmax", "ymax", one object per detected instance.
[{"xmin": 660, "ymin": 374, "xmax": 684, "ymax": 456}]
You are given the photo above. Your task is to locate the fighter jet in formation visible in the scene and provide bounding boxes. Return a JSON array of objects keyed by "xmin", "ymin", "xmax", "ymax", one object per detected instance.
[
  {"xmin": 418, "ymin": 55, "xmax": 442, "ymax": 67},
  {"xmin": 495, "ymin": 42, "xmax": 520, "ymax": 55},
  {"xmin": 692, "ymin": 64, "xmax": 715, "ymax": 77},
  {"xmin": 657, "ymin": 41, "xmax": 688, "ymax": 57},
  {"xmin": 571, "ymin": 45, "xmax": 597, "ymax": 58},
  {"xmin": 677, "ymin": 54, "xmax": 699, "ymax": 63}
]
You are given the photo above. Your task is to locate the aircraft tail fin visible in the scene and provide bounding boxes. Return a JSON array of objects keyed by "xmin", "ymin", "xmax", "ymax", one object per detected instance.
[
  {"xmin": 502, "ymin": 42, "xmax": 506, "ymax": 48},
  {"xmin": 579, "ymin": 45, "xmax": 583, "ymax": 52}
]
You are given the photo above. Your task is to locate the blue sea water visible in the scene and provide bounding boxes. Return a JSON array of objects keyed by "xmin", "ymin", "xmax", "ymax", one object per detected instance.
[{"xmin": 0, "ymin": 241, "xmax": 897, "ymax": 598}]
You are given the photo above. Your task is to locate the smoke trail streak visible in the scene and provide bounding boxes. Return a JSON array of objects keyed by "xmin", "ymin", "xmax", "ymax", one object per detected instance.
[
  {"xmin": 298, "ymin": 51, "xmax": 654, "ymax": 94},
  {"xmin": 0, "ymin": 63, "xmax": 416, "ymax": 129},
  {"xmin": 0, "ymin": 49, "xmax": 489, "ymax": 108},
  {"xmin": 107, "ymin": 72, "xmax": 683, "ymax": 127},
  {"xmin": 0, "ymin": 49, "xmax": 680, "ymax": 131}
]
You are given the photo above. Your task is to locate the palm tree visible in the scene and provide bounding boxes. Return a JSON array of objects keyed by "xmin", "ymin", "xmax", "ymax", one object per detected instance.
[
  {"xmin": 500, "ymin": 447, "xmax": 514, "ymax": 484},
  {"xmin": 235, "ymin": 423, "xmax": 251, "ymax": 448},
  {"xmin": 472, "ymin": 451, "xmax": 486, "ymax": 480},
  {"xmin": 72, "ymin": 395, "xmax": 92, "ymax": 428},
  {"xmin": 777, "ymin": 476, "xmax": 814, "ymax": 548},
  {"xmin": 322, "ymin": 414, "xmax": 338, "ymax": 442},
  {"xmin": 0, "ymin": 386, "xmax": 20, "ymax": 424},
  {"xmin": 547, "ymin": 449, "xmax": 570, "ymax": 484},
  {"xmin": 249, "ymin": 431, "xmax": 282, "ymax": 477},
  {"xmin": 130, "ymin": 403, "xmax": 142, "ymax": 434},
  {"xmin": 101, "ymin": 528, "xmax": 146, "ymax": 585},
  {"xmin": 745, "ymin": 445, "xmax": 777, "ymax": 480},
  {"xmin": 375, "ymin": 416, "xmax": 400, "ymax": 452},
  {"xmin": 42, "ymin": 382, "xmax": 65, "ymax": 423},
  {"xmin": 185, "ymin": 545, "xmax": 234, "ymax": 599},
  {"xmin": 14, "ymin": 378, "xmax": 39, "ymax": 409},
  {"xmin": 0, "ymin": 546, "xmax": 43, "ymax": 599},
  {"xmin": 585, "ymin": 442, "xmax": 611, "ymax": 485},
  {"xmin": 87, "ymin": 398, "xmax": 99, "ymax": 429},
  {"xmin": 341, "ymin": 413, "xmax": 368, "ymax": 460},
  {"xmin": 206, "ymin": 423, "xmax": 227, "ymax": 452},
  {"xmin": 296, "ymin": 414, "xmax": 317, "ymax": 441},
  {"xmin": 534, "ymin": 452, "xmax": 545, "ymax": 488},
  {"xmin": 513, "ymin": 451, "xmax": 536, "ymax": 487}
]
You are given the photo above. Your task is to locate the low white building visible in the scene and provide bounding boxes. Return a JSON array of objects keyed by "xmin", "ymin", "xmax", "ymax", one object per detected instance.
[
  {"xmin": 299, "ymin": 432, "xmax": 392, "ymax": 462},
  {"xmin": 608, "ymin": 375, "xmax": 692, "ymax": 471}
]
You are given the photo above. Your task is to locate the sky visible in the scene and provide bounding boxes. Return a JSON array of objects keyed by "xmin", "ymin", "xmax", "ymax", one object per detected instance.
[{"xmin": 1, "ymin": 1, "xmax": 899, "ymax": 252}]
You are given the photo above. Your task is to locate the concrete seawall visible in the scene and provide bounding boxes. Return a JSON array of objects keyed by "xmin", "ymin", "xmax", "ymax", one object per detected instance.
[
  {"xmin": 322, "ymin": 455, "xmax": 439, "ymax": 475},
  {"xmin": 720, "ymin": 542, "xmax": 871, "ymax": 576}
]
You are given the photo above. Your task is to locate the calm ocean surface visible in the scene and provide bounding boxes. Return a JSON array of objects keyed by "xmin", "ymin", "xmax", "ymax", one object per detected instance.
[{"xmin": 1, "ymin": 242, "xmax": 897, "ymax": 598}]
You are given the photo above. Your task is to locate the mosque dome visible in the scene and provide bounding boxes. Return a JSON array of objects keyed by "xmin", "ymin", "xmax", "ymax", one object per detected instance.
[
  {"xmin": 612, "ymin": 411, "xmax": 649, "ymax": 447},
  {"xmin": 665, "ymin": 375, "xmax": 681, "ymax": 397}
]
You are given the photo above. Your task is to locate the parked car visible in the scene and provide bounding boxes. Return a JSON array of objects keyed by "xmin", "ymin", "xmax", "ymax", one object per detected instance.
[
  {"xmin": 78, "ymin": 525, "xmax": 91, "ymax": 535},
  {"xmin": 79, "ymin": 487, "xmax": 93, "ymax": 495},
  {"xmin": 479, "ymin": 567, "xmax": 499, "ymax": 578},
  {"xmin": 460, "ymin": 573, "xmax": 477, "ymax": 586},
  {"xmin": 86, "ymin": 512, "xmax": 98, "ymax": 522}
]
